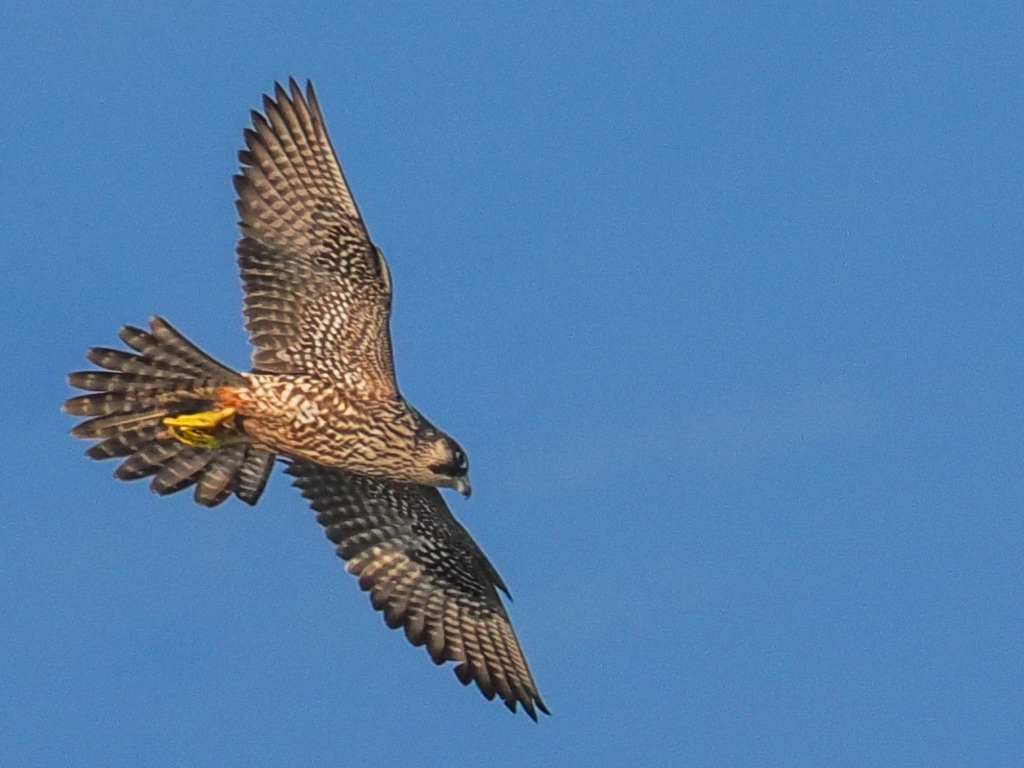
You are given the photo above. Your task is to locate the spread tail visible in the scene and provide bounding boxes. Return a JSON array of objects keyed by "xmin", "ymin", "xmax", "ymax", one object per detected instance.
[{"xmin": 63, "ymin": 316, "xmax": 274, "ymax": 506}]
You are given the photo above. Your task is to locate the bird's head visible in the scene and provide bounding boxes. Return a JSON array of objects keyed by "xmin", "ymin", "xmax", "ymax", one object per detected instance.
[{"xmin": 424, "ymin": 434, "xmax": 472, "ymax": 497}]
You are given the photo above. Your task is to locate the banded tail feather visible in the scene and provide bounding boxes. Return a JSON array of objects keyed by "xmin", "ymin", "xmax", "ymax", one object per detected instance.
[{"xmin": 63, "ymin": 316, "xmax": 274, "ymax": 506}]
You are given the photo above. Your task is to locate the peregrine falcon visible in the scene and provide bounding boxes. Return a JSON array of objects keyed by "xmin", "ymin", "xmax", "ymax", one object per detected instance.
[{"xmin": 63, "ymin": 80, "xmax": 548, "ymax": 720}]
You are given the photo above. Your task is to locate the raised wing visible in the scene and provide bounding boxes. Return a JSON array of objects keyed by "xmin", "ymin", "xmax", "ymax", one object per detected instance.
[
  {"xmin": 286, "ymin": 460, "xmax": 549, "ymax": 720},
  {"xmin": 234, "ymin": 80, "xmax": 397, "ymax": 397}
]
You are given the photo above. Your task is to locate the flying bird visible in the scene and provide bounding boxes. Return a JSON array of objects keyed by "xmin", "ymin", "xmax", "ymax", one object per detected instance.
[{"xmin": 63, "ymin": 80, "xmax": 548, "ymax": 720}]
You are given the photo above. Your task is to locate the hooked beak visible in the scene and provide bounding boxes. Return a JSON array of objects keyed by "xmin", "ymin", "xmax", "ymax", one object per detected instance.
[{"xmin": 453, "ymin": 477, "xmax": 472, "ymax": 498}]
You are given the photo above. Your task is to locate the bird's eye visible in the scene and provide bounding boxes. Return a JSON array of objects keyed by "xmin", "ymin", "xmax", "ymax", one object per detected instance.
[{"xmin": 454, "ymin": 449, "xmax": 467, "ymax": 471}]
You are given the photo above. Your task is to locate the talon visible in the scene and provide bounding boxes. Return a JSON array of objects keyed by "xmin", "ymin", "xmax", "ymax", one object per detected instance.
[{"xmin": 164, "ymin": 407, "xmax": 237, "ymax": 449}]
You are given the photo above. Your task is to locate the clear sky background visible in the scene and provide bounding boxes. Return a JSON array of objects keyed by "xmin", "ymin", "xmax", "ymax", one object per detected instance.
[{"xmin": 2, "ymin": 3, "xmax": 1023, "ymax": 766}]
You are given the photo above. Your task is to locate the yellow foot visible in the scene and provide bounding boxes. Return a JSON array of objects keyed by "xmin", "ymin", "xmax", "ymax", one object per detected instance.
[{"xmin": 163, "ymin": 407, "xmax": 237, "ymax": 449}]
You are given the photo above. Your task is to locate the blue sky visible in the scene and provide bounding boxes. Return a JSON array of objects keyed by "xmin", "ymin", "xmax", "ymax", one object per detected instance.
[{"xmin": 3, "ymin": 2, "xmax": 1023, "ymax": 766}]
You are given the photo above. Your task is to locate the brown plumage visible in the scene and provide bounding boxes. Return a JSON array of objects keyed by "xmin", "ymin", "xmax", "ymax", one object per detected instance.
[
  {"xmin": 288, "ymin": 461, "xmax": 548, "ymax": 719},
  {"xmin": 63, "ymin": 80, "xmax": 547, "ymax": 719}
]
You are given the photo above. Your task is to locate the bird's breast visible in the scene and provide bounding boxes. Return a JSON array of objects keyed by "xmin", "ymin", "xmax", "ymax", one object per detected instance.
[{"xmin": 237, "ymin": 374, "xmax": 409, "ymax": 467}]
